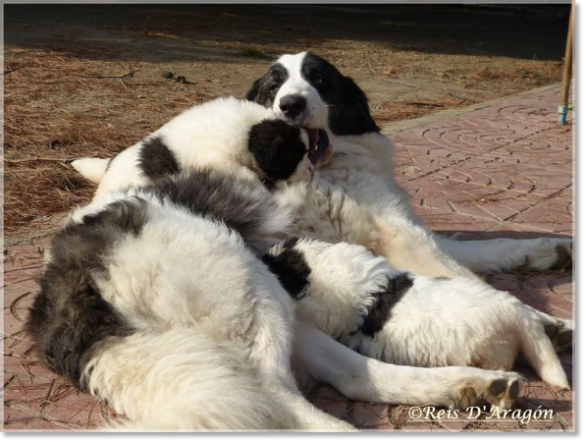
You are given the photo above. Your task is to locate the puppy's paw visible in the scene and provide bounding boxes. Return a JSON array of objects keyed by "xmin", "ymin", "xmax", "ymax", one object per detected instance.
[{"xmin": 455, "ymin": 372, "xmax": 524, "ymax": 411}]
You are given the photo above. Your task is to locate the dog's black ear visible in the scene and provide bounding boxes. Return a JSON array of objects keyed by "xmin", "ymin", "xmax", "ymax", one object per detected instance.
[
  {"xmin": 329, "ymin": 77, "xmax": 380, "ymax": 135},
  {"xmin": 245, "ymin": 76, "xmax": 265, "ymax": 102},
  {"xmin": 346, "ymin": 77, "xmax": 380, "ymax": 132}
]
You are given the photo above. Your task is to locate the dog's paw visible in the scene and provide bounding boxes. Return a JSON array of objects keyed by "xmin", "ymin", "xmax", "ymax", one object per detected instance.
[
  {"xmin": 544, "ymin": 318, "xmax": 574, "ymax": 353},
  {"xmin": 517, "ymin": 238, "xmax": 573, "ymax": 272},
  {"xmin": 454, "ymin": 372, "xmax": 524, "ymax": 411}
]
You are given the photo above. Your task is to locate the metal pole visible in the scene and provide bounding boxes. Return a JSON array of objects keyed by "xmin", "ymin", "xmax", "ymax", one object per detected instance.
[{"xmin": 559, "ymin": 3, "xmax": 574, "ymax": 124}]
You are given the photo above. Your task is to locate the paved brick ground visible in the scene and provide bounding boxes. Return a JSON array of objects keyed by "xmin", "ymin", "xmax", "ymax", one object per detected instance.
[{"xmin": 2, "ymin": 84, "xmax": 574, "ymax": 432}]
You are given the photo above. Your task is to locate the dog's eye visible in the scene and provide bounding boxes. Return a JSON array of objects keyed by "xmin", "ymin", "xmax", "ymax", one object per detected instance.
[
  {"xmin": 313, "ymin": 75, "xmax": 324, "ymax": 85},
  {"xmin": 270, "ymin": 84, "xmax": 279, "ymax": 92}
]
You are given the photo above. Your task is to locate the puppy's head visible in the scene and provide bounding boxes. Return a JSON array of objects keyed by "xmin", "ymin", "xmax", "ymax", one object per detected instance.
[
  {"xmin": 245, "ymin": 52, "xmax": 379, "ymax": 138},
  {"xmin": 248, "ymin": 119, "xmax": 314, "ymax": 184}
]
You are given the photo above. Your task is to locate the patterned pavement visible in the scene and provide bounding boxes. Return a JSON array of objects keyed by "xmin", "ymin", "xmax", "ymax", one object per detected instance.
[{"xmin": 2, "ymin": 83, "xmax": 574, "ymax": 431}]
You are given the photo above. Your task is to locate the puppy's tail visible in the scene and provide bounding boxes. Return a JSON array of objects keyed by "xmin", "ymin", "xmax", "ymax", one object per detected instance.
[
  {"xmin": 516, "ymin": 307, "xmax": 570, "ymax": 388},
  {"xmin": 71, "ymin": 157, "xmax": 110, "ymax": 184}
]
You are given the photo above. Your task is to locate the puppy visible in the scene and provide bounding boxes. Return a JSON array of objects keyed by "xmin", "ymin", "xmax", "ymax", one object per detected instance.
[
  {"xmin": 72, "ymin": 97, "xmax": 321, "ymax": 196},
  {"xmin": 264, "ymin": 237, "xmax": 569, "ymax": 388}
]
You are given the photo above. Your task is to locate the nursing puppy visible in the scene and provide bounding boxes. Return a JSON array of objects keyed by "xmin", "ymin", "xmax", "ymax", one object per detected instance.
[
  {"xmin": 264, "ymin": 238, "xmax": 569, "ymax": 388},
  {"xmin": 72, "ymin": 97, "xmax": 322, "ymax": 196},
  {"xmin": 27, "ymin": 170, "xmax": 526, "ymax": 430}
]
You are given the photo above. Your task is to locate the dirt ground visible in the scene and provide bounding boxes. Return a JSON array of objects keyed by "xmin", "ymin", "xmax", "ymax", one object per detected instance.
[{"xmin": 3, "ymin": 4, "xmax": 570, "ymax": 239}]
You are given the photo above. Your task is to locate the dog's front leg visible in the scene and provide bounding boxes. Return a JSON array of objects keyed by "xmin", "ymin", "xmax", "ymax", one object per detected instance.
[{"xmin": 293, "ymin": 322, "xmax": 524, "ymax": 411}]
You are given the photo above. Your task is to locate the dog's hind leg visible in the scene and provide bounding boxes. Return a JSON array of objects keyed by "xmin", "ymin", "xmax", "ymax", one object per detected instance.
[
  {"xmin": 293, "ymin": 322, "xmax": 525, "ymax": 411},
  {"xmin": 513, "ymin": 307, "xmax": 570, "ymax": 387},
  {"xmin": 372, "ymin": 218, "xmax": 478, "ymax": 279},
  {"xmin": 437, "ymin": 236, "xmax": 573, "ymax": 274},
  {"xmin": 437, "ymin": 236, "xmax": 574, "ymax": 353},
  {"xmin": 526, "ymin": 308, "xmax": 573, "ymax": 353}
]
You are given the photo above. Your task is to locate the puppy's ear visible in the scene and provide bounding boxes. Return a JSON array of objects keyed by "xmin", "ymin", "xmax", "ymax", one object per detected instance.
[{"xmin": 245, "ymin": 76, "xmax": 265, "ymax": 102}]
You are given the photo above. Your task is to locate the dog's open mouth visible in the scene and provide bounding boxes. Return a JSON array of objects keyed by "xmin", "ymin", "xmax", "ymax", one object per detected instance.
[{"xmin": 306, "ymin": 129, "xmax": 330, "ymax": 165}]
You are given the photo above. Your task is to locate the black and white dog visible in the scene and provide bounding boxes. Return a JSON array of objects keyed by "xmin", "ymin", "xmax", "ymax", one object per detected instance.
[{"xmin": 31, "ymin": 52, "xmax": 572, "ymax": 430}]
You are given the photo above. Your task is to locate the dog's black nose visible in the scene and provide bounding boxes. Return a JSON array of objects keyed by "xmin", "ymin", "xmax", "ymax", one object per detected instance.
[{"xmin": 279, "ymin": 95, "xmax": 307, "ymax": 119}]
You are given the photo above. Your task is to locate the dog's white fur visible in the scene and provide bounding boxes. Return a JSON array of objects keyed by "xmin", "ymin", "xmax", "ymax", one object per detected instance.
[
  {"xmin": 72, "ymin": 62, "xmax": 571, "ymax": 381},
  {"xmin": 265, "ymin": 52, "xmax": 573, "ymax": 349},
  {"xmin": 270, "ymin": 52, "xmax": 572, "ymax": 276}
]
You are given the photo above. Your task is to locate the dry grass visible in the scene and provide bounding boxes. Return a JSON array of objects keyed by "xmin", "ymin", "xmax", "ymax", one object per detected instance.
[
  {"xmin": 465, "ymin": 60, "xmax": 563, "ymax": 86},
  {"xmin": 3, "ymin": 48, "xmax": 212, "ymax": 235}
]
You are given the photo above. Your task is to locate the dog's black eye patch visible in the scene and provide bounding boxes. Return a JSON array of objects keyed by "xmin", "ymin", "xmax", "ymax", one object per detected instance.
[
  {"xmin": 248, "ymin": 119, "xmax": 306, "ymax": 181},
  {"xmin": 245, "ymin": 64, "xmax": 289, "ymax": 107}
]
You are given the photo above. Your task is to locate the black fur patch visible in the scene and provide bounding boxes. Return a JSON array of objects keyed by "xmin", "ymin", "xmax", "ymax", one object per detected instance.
[
  {"xmin": 138, "ymin": 136, "xmax": 181, "ymax": 181},
  {"xmin": 150, "ymin": 169, "xmax": 274, "ymax": 245},
  {"xmin": 25, "ymin": 199, "xmax": 145, "ymax": 388},
  {"xmin": 248, "ymin": 120, "xmax": 307, "ymax": 181},
  {"xmin": 245, "ymin": 63, "xmax": 289, "ymax": 107},
  {"xmin": 262, "ymin": 237, "xmax": 311, "ymax": 299},
  {"xmin": 300, "ymin": 53, "xmax": 379, "ymax": 136},
  {"xmin": 359, "ymin": 274, "xmax": 414, "ymax": 337}
]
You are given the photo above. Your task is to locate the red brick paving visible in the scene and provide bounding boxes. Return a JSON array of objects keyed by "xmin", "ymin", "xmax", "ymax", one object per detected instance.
[{"xmin": 2, "ymin": 84, "xmax": 574, "ymax": 431}]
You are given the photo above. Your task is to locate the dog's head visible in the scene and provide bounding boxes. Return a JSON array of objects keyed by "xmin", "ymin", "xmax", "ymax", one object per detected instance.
[
  {"xmin": 245, "ymin": 52, "xmax": 379, "ymax": 163},
  {"xmin": 248, "ymin": 119, "xmax": 314, "ymax": 185}
]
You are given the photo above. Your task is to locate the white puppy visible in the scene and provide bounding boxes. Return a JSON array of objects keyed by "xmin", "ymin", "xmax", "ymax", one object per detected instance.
[{"xmin": 264, "ymin": 238, "xmax": 569, "ymax": 388}]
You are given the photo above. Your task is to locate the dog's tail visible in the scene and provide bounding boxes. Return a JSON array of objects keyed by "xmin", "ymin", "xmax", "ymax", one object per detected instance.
[
  {"xmin": 515, "ymin": 307, "xmax": 570, "ymax": 388},
  {"xmin": 71, "ymin": 157, "xmax": 110, "ymax": 184}
]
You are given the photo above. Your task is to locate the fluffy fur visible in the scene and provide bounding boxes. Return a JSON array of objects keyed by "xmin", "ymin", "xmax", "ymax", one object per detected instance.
[
  {"xmin": 60, "ymin": 53, "xmax": 573, "ymax": 428},
  {"xmin": 27, "ymin": 170, "xmax": 527, "ymax": 430}
]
